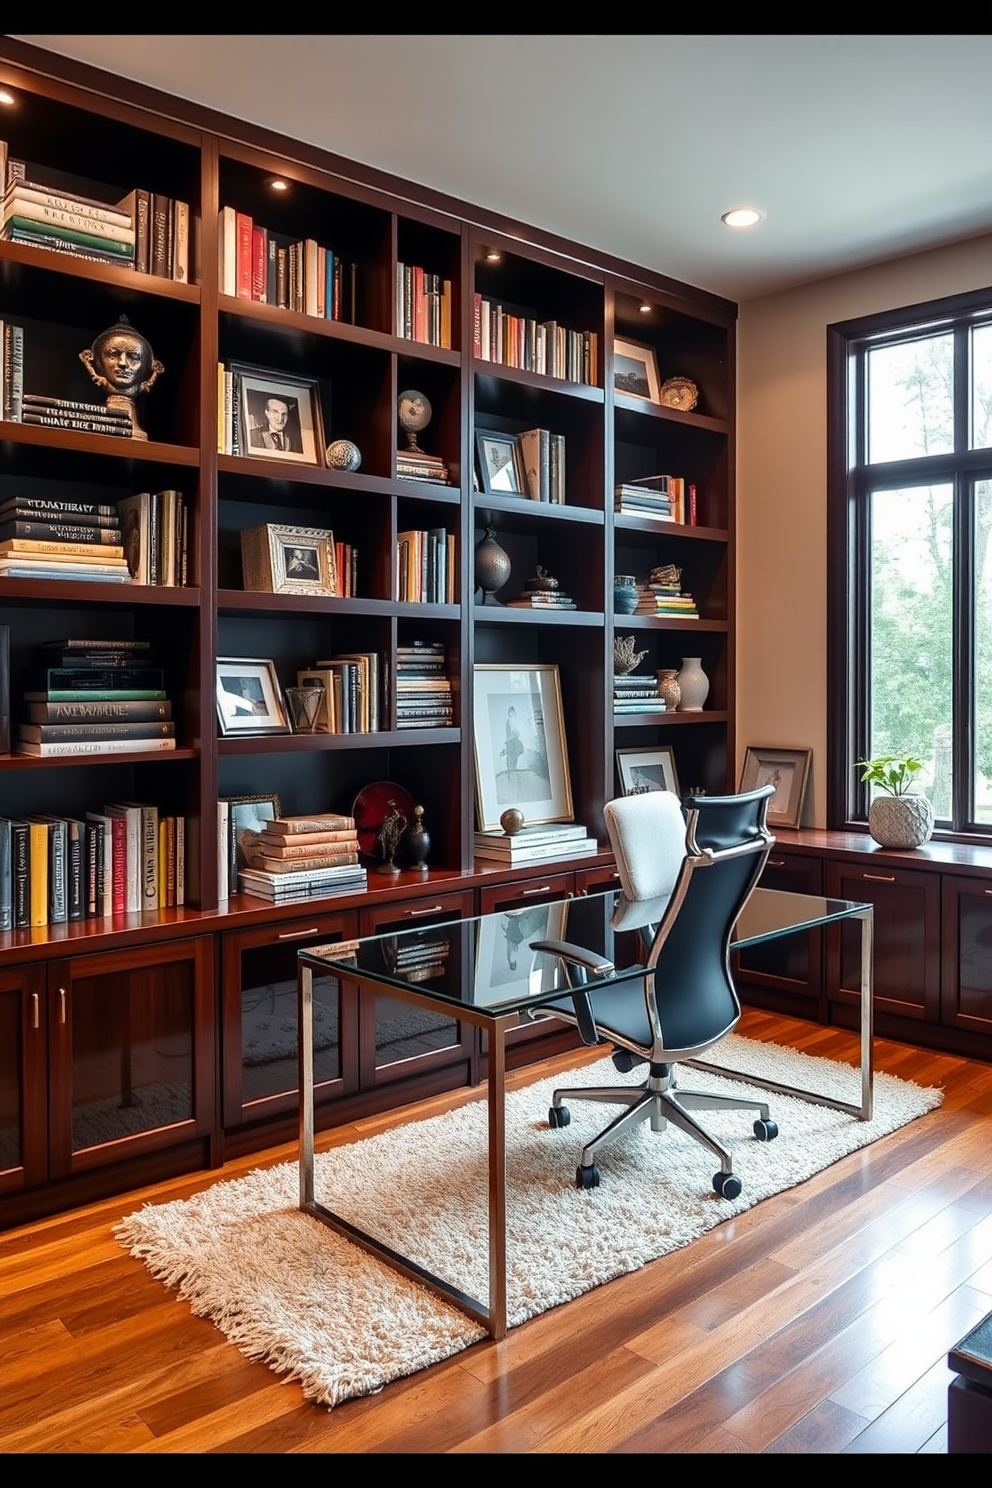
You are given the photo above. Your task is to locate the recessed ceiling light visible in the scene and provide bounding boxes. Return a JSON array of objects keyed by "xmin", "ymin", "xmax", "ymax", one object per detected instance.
[
  {"xmin": 484, "ymin": 249, "xmax": 502, "ymax": 263},
  {"xmin": 721, "ymin": 207, "xmax": 762, "ymax": 229},
  {"xmin": 269, "ymin": 178, "xmax": 289, "ymax": 192},
  {"xmin": 638, "ymin": 302, "xmax": 652, "ymax": 314},
  {"xmin": 0, "ymin": 89, "xmax": 16, "ymax": 107}
]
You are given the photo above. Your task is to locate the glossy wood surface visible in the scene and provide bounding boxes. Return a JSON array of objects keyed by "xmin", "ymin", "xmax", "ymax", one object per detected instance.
[{"xmin": 1, "ymin": 1009, "xmax": 989, "ymax": 1454}]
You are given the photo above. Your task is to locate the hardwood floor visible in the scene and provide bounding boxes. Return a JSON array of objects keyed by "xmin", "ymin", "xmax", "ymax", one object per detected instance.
[{"xmin": 2, "ymin": 1008, "xmax": 991, "ymax": 1453}]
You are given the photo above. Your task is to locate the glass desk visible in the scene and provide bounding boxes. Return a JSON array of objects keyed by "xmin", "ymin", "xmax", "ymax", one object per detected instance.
[{"xmin": 298, "ymin": 886, "xmax": 873, "ymax": 1340}]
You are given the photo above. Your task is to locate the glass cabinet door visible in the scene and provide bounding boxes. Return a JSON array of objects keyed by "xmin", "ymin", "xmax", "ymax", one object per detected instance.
[{"xmin": 0, "ymin": 964, "xmax": 48, "ymax": 1195}]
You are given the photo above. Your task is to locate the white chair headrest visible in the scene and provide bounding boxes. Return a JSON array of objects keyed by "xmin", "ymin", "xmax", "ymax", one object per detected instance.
[{"xmin": 604, "ymin": 791, "xmax": 687, "ymax": 902}]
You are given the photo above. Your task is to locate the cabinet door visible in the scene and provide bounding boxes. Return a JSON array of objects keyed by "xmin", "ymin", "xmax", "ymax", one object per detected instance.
[
  {"xmin": 221, "ymin": 909, "xmax": 360, "ymax": 1128},
  {"xmin": 357, "ymin": 890, "xmax": 475, "ymax": 1087},
  {"xmin": 825, "ymin": 861, "xmax": 940, "ymax": 1023},
  {"xmin": 478, "ymin": 872, "xmax": 579, "ymax": 1055},
  {"xmin": 735, "ymin": 852, "xmax": 825, "ymax": 1017},
  {"xmin": 941, "ymin": 875, "xmax": 992, "ymax": 1035},
  {"xmin": 47, "ymin": 937, "xmax": 214, "ymax": 1176},
  {"xmin": 0, "ymin": 964, "xmax": 48, "ymax": 1195}
]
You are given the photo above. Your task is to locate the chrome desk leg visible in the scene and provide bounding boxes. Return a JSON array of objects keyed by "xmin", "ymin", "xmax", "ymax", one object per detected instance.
[
  {"xmin": 858, "ymin": 905, "xmax": 874, "ymax": 1122},
  {"xmin": 488, "ymin": 1019, "xmax": 508, "ymax": 1341},
  {"xmin": 299, "ymin": 962, "xmax": 315, "ymax": 1208}
]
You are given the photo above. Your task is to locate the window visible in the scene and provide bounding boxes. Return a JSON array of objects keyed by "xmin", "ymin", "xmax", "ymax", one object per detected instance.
[{"xmin": 827, "ymin": 287, "xmax": 992, "ymax": 837}]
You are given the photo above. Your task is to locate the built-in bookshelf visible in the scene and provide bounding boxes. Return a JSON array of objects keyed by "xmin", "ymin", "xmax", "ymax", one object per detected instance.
[{"xmin": 0, "ymin": 37, "xmax": 736, "ymax": 1220}]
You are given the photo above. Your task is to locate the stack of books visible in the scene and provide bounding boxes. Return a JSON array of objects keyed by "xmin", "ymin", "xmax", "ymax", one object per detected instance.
[
  {"xmin": 396, "ymin": 262, "xmax": 452, "ymax": 348},
  {"xmin": 394, "ymin": 641, "xmax": 453, "ymax": 729},
  {"xmin": 1, "ymin": 169, "xmax": 135, "ymax": 268},
  {"xmin": 17, "ymin": 640, "xmax": 176, "ymax": 756},
  {"xmin": 0, "ymin": 495, "xmax": 131, "ymax": 583},
  {"xmin": 384, "ymin": 925, "xmax": 451, "ymax": 983},
  {"xmin": 613, "ymin": 673, "xmax": 665, "ymax": 717},
  {"xmin": 237, "ymin": 811, "xmax": 366, "ymax": 903},
  {"xmin": 218, "ymin": 206, "xmax": 356, "ymax": 320},
  {"xmin": 19, "ymin": 392, "xmax": 132, "ymax": 438},
  {"xmin": 634, "ymin": 581, "xmax": 699, "ymax": 618},
  {"xmin": 615, "ymin": 475, "xmax": 686, "ymax": 524},
  {"xmin": 506, "ymin": 576, "xmax": 577, "ymax": 611},
  {"xmin": 396, "ymin": 446, "xmax": 450, "ymax": 484},
  {"xmin": 474, "ymin": 822, "xmax": 598, "ymax": 865}
]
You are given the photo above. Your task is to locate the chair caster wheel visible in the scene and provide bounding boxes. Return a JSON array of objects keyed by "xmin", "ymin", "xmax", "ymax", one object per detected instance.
[
  {"xmin": 753, "ymin": 1118, "xmax": 778, "ymax": 1141},
  {"xmin": 576, "ymin": 1163, "xmax": 600, "ymax": 1189},
  {"xmin": 612, "ymin": 1051, "xmax": 643, "ymax": 1074},
  {"xmin": 548, "ymin": 1105, "xmax": 571, "ymax": 1128},
  {"xmin": 713, "ymin": 1171, "xmax": 742, "ymax": 1200}
]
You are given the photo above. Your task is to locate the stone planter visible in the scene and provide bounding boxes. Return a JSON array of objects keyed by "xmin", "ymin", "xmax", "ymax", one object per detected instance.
[{"xmin": 868, "ymin": 793, "xmax": 934, "ymax": 849}]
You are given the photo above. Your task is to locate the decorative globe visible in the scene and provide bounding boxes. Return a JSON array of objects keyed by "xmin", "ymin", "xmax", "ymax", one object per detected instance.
[
  {"xmin": 325, "ymin": 438, "xmax": 361, "ymax": 472},
  {"xmin": 500, "ymin": 808, "xmax": 525, "ymax": 836}
]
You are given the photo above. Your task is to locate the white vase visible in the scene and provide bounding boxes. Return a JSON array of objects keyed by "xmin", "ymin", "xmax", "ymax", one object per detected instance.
[
  {"xmin": 676, "ymin": 657, "xmax": 709, "ymax": 712},
  {"xmin": 868, "ymin": 793, "xmax": 934, "ymax": 849}
]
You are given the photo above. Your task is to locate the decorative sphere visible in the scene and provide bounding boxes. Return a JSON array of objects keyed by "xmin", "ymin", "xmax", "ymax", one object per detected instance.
[
  {"xmin": 500, "ymin": 808, "xmax": 525, "ymax": 836},
  {"xmin": 325, "ymin": 438, "xmax": 361, "ymax": 472},
  {"xmin": 397, "ymin": 389, "xmax": 432, "ymax": 435}
]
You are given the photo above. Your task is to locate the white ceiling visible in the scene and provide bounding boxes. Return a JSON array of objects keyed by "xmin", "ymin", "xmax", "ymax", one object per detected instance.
[{"xmin": 11, "ymin": 34, "xmax": 992, "ymax": 303}]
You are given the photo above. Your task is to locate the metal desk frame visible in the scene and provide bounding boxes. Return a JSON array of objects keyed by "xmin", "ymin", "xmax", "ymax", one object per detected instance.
[{"xmin": 298, "ymin": 889, "xmax": 873, "ymax": 1341}]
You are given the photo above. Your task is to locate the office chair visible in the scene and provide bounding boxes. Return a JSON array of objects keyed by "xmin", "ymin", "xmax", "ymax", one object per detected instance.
[{"xmin": 531, "ymin": 784, "xmax": 777, "ymax": 1199}]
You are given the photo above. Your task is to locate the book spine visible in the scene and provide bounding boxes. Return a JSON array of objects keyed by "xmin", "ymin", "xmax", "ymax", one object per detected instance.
[
  {"xmin": 133, "ymin": 188, "xmax": 151, "ymax": 274},
  {"xmin": 270, "ymin": 815, "xmax": 356, "ymax": 834},
  {"xmin": 66, "ymin": 821, "xmax": 85, "ymax": 922},
  {"xmin": 7, "ymin": 324, "xmax": 23, "ymax": 422},
  {"xmin": 140, "ymin": 806, "xmax": 158, "ymax": 908},
  {"xmin": 20, "ymin": 412, "xmax": 131, "ymax": 435},
  {"xmin": 3, "ymin": 196, "xmax": 135, "ymax": 242},
  {"xmin": 175, "ymin": 816, "xmax": 185, "ymax": 907},
  {"xmin": 86, "ymin": 820, "xmax": 100, "ymax": 918},
  {"xmin": 23, "ymin": 722, "xmax": 175, "ymax": 742},
  {"xmin": 28, "ymin": 821, "xmax": 48, "ymax": 926},
  {"xmin": 0, "ymin": 497, "xmax": 118, "ymax": 519},
  {"xmin": 12, "ymin": 822, "xmax": 29, "ymax": 928},
  {"xmin": 18, "ymin": 738, "xmax": 176, "ymax": 757},
  {"xmin": 0, "ymin": 819, "xmax": 10, "ymax": 931},
  {"xmin": 4, "ymin": 213, "xmax": 134, "ymax": 256},
  {"xmin": 172, "ymin": 199, "xmax": 190, "ymax": 283},
  {"xmin": 150, "ymin": 194, "xmax": 171, "ymax": 276},
  {"xmin": 110, "ymin": 815, "xmax": 126, "ymax": 915},
  {"xmin": 29, "ymin": 700, "xmax": 170, "ymax": 722}
]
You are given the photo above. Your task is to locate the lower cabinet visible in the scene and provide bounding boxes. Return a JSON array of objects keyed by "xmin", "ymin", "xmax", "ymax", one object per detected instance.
[
  {"xmin": 1, "ymin": 937, "xmax": 214, "ymax": 1201},
  {"xmin": 940, "ymin": 874, "xmax": 992, "ymax": 1036},
  {"xmin": 735, "ymin": 850, "xmax": 824, "ymax": 1019},
  {"xmin": 825, "ymin": 859, "xmax": 940, "ymax": 1025}
]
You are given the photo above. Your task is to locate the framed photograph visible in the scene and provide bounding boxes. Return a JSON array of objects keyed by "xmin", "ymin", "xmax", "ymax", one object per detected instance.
[
  {"xmin": 613, "ymin": 338, "xmax": 661, "ymax": 402},
  {"xmin": 472, "ymin": 663, "xmax": 573, "ymax": 831},
  {"xmin": 216, "ymin": 657, "xmax": 291, "ymax": 736},
  {"xmin": 616, "ymin": 745, "xmax": 681, "ymax": 799},
  {"xmin": 232, "ymin": 361, "xmax": 325, "ymax": 466},
  {"xmin": 739, "ymin": 746, "xmax": 812, "ymax": 829},
  {"xmin": 221, "ymin": 792, "xmax": 282, "ymax": 873},
  {"xmin": 474, "ymin": 900, "xmax": 569, "ymax": 1005},
  {"xmin": 475, "ymin": 429, "xmax": 523, "ymax": 496},
  {"xmin": 240, "ymin": 522, "xmax": 338, "ymax": 597}
]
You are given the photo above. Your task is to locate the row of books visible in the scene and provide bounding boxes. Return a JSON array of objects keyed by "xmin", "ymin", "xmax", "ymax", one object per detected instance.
[
  {"xmin": 473, "ymin": 821, "xmax": 597, "ymax": 865},
  {"xmin": 473, "ymin": 294, "xmax": 599, "ymax": 386},
  {"xmin": 15, "ymin": 640, "xmax": 177, "ymax": 757},
  {"xmin": 516, "ymin": 427, "xmax": 566, "ymax": 504},
  {"xmin": 615, "ymin": 476, "xmax": 698, "ymax": 526},
  {"xmin": 218, "ymin": 206, "xmax": 358, "ymax": 321},
  {"xmin": 0, "ymin": 147, "xmax": 191, "ymax": 280},
  {"xmin": 383, "ymin": 925, "xmax": 451, "ymax": 984},
  {"xmin": 231, "ymin": 811, "xmax": 366, "ymax": 904},
  {"xmin": 116, "ymin": 490, "xmax": 188, "ymax": 586},
  {"xmin": 395, "ymin": 641, "xmax": 452, "ymax": 730},
  {"xmin": 396, "ymin": 262, "xmax": 452, "ymax": 348},
  {"xmin": 0, "ymin": 806, "xmax": 185, "ymax": 930},
  {"xmin": 297, "ymin": 652, "xmax": 382, "ymax": 733},
  {"xmin": 396, "ymin": 528, "xmax": 456, "ymax": 604}
]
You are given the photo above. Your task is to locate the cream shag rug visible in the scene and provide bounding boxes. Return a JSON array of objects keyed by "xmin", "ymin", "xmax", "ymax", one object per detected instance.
[{"xmin": 116, "ymin": 1035, "xmax": 942, "ymax": 1408}]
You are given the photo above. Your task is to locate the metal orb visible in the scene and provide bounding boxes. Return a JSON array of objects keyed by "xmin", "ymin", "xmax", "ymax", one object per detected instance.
[
  {"xmin": 500, "ymin": 808, "xmax": 525, "ymax": 837},
  {"xmin": 325, "ymin": 438, "xmax": 362, "ymax": 472}
]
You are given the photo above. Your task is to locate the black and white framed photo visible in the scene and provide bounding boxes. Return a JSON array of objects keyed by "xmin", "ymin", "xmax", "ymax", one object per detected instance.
[
  {"xmin": 739, "ymin": 746, "xmax": 812, "ymax": 828},
  {"xmin": 221, "ymin": 792, "xmax": 282, "ymax": 873},
  {"xmin": 472, "ymin": 663, "xmax": 573, "ymax": 831},
  {"xmin": 216, "ymin": 657, "xmax": 291, "ymax": 736},
  {"xmin": 616, "ymin": 745, "xmax": 681, "ymax": 799},
  {"xmin": 232, "ymin": 362, "xmax": 325, "ymax": 465},
  {"xmin": 475, "ymin": 429, "xmax": 523, "ymax": 496},
  {"xmin": 613, "ymin": 338, "xmax": 661, "ymax": 402},
  {"xmin": 240, "ymin": 522, "xmax": 338, "ymax": 597}
]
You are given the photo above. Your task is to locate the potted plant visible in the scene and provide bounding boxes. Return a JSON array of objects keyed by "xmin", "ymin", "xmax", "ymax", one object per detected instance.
[{"xmin": 856, "ymin": 754, "xmax": 934, "ymax": 848}]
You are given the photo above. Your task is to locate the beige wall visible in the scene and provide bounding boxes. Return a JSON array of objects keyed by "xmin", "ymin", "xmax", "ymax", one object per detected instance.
[{"xmin": 736, "ymin": 233, "xmax": 992, "ymax": 826}]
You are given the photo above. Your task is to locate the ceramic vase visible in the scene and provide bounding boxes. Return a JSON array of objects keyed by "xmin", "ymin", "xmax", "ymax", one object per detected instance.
[
  {"xmin": 868, "ymin": 794, "xmax": 934, "ymax": 849},
  {"xmin": 676, "ymin": 657, "xmax": 709, "ymax": 712},
  {"xmin": 657, "ymin": 668, "xmax": 681, "ymax": 711},
  {"xmin": 613, "ymin": 575, "xmax": 638, "ymax": 614},
  {"xmin": 474, "ymin": 526, "xmax": 511, "ymax": 605}
]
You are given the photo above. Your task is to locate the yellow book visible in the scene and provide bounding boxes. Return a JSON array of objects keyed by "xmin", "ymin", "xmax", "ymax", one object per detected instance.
[
  {"xmin": 158, "ymin": 819, "xmax": 168, "ymax": 908},
  {"xmin": 28, "ymin": 820, "xmax": 49, "ymax": 927}
]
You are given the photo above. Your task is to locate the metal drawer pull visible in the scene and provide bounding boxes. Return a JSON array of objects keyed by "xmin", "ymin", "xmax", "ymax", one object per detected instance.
[
  {"xmin": 406, "ymin": 904, "xmax": 444, "ymax": 917},
  {"xmin": 59, "ymin": 987, "xmax": 67, "ymax": 1023},
  {"xmin": 985, "ymin": 889, "xmax": 992, "ymax": 896},
  {"xmin": 767, "ymin": 858, "xmax": 786, "ymax": 867},
  {"xmin": 521, "ymin": 884, "xmax": 552, "ymax": 897},
  {"xmin": 31, "ymin": 992, "xmax": 39, "ymax": 1030},
  {"xmin": 277, "ymin": 927, "xmax": 320, "ymax": 940},
  {"xmin": 863, "ymin": 873, "xmax": 895, "ymax": 883}
]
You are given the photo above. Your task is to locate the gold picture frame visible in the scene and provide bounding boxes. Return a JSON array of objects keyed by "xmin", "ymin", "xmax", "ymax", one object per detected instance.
[
  {"xmin": 472, "ymin": 663, "xmax": 573, "ymax": 831},
  {"xmin": 240, "ymin": 522, "xmax": 338, "ymax": 597}
]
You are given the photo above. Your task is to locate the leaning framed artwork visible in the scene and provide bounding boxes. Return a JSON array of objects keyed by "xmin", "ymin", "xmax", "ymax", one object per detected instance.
[
  {"xmin": 472, "ymin": 663, "xmax": 574, "ymax": 831},
  {"xmin": 475, "ymin": 429, "xmax": 523, "ymax": 496},
  {"xmin": 216, "ymin": 657, "xmax": 291, "ymax": 737},
  {"xmin": 220, "ymin": 792, "xmax": 282, "ymax": 873},
  {"xmin": 613, "ymin": 338, "xmax": 661, "ymax": 402},
  {"xmin": 232, "ymin": 361, "xmax": 325, "ymax": 466},
  {"xmin": 616, "ymin": 745, "xmax": 681, "ymax": 799},
  {"xmin": 739, "ymin": 746, "xmax": 812, "ymax": 828},
  {"xmin": 240, "ymin": 522, "xmax": 338, "ymax": 597}
]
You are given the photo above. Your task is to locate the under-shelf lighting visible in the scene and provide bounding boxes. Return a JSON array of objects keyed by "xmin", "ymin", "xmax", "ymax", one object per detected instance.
[
  {"xmin": 484, "ymin": 249, "xmax": 502, "ymax": 262},
  {"xmin": 721, "ymin": 207, "xmax": 762, "ymax": 229},
  {"xmin": 268, "ymin": 178, "xmax": 289, "ymax": 192},
  {"xmin": 638, "ymin": 302, "xmax": 652, "ymax": 314}
]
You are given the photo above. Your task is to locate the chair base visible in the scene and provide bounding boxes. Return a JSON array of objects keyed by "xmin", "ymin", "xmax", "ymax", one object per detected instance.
[{"xmin": 551, "ymin": 1062, "xmax": 775, "ymax": 1191}]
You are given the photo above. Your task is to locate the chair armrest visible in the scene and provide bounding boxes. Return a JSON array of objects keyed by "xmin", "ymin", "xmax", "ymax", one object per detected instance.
[{"xmin": 529, "ymin": 939, "xmax": 616, "ymax": 978}]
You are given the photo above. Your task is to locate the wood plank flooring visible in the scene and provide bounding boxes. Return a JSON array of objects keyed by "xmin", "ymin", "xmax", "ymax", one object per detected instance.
[{"xmin": 2, "ymin": 1008, "xmax": 991, "ymax": 1453}]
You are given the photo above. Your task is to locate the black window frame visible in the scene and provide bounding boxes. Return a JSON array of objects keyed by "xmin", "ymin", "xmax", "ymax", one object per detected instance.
[{"xmin": 827, "ymin": 284, "xmax": 992, "ymax": 839}]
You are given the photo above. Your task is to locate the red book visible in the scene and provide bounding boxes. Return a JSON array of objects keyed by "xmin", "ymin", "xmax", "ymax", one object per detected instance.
[
  {"xmin": 473, "ymin": 292, "xmax": 482, "ymax": 357},
  {"xmin": 235, "ymin": 211, "xmax": 253, "ymax": 301},
  {"xmin": 109, "ymin": 813, "xmax": 127, "ymax": 914},
  {"xmin": 251, "ymin": 224, "xmax": 267, "ymax": 302},
  {"xmin": 689, "ymin": 483, "xmax": 698, "ymax": 526},
  {"xmin": 413, "ymin": 265, "xmax": 425, "ymax": 343}
]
